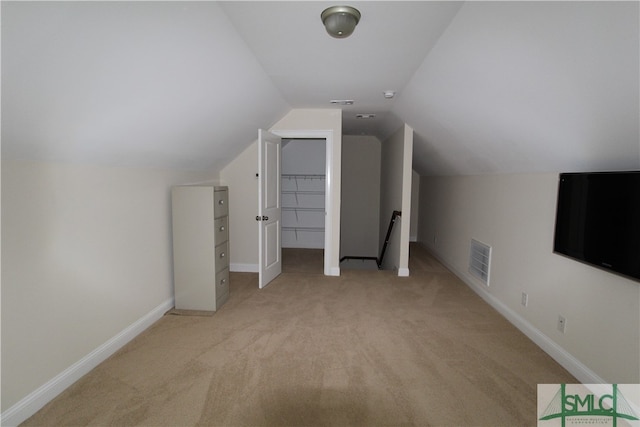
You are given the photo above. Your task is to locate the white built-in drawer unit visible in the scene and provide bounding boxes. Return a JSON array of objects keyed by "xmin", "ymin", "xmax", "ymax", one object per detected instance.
[{"xmin": 171, "ymin": 185, "xmax": 229, "ymax": 311}]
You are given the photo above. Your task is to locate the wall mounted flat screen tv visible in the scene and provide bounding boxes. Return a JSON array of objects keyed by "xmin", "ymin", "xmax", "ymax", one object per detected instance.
[{"xmin": 554, "ymin": 171, "xmax": 640, "ymax": 282}]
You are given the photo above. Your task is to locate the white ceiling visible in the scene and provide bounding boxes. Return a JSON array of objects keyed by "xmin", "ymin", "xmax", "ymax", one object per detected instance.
[
  {"xmin": 220, "ymin": 1, "xmax": 463, "ymax": 137},
  {"xmin": 2, "ymin": 1, "xmax": 639, "ymax": 175}
]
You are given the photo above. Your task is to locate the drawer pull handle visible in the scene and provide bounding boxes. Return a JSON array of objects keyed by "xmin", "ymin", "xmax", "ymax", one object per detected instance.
[
  {"xmin": 218, "ymin": 200, "xmax": 225, "ymax": 205},
  {"xmin": 219, "ymin": 226, "xmax": 225, "ymax": 231},
  {"xmin": 220, "ymin": 279, "xmax": 226, "ymax": 285},
  {"xmin": 220, "ymin": 252, "xmax": 226, "ymax": 258}
]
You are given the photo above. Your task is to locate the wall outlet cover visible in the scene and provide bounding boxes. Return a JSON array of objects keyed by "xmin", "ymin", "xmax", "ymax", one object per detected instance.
[{"xmin": 557, "ymin": 315, "xmax": 566, "ymax": 333}]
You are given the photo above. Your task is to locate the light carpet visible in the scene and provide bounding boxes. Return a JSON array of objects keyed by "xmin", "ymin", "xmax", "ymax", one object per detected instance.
[{"xmin": 22, "ymin": 244, "xmax": 575, "ymax": 426}]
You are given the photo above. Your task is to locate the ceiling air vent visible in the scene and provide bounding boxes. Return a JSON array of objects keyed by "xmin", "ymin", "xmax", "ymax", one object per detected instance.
[
  {"xmin": 330, "ymin": 100, "xmax": 354, "ymax": 105},
  {"xmin": 469, "ymin": 239, "xmax": 491, "ymax": 285}
]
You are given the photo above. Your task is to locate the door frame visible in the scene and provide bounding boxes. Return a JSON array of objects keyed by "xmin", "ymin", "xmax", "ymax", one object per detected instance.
[{"xmin": 271, "ymin": 129, "xmax": 338, "ymax": 276}]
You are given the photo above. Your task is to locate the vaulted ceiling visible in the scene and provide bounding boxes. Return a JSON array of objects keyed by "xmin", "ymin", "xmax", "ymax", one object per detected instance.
[{"xmin": 2, "ymin": 1, "xmax": 638, "ymax": 175}]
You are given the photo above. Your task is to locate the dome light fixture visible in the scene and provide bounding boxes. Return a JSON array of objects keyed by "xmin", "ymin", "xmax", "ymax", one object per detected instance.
[{"xmin": 321, "ymin": 6, "xmax": 361, "ymax": 38}]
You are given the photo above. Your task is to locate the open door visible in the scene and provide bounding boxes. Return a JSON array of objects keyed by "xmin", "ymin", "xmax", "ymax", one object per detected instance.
[{"xmin": 258, "ymin": 129, "xmax": 282, "ymax": 288}]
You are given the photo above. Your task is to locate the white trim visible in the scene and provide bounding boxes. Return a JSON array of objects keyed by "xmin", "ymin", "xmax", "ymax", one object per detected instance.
[
  {"xmin": 398, "ymin": 267, "xmax": 410, "ymax": 277},
  {"xmin": 230, "ymin": 263, "xmax": 259, "ymax": 273},
  {"xmin": 0, "ymin": 298, "xmax": 174, "ymax": 427},
  {"xmin": 426, "ymin": 245, "xmax": 605, "ymax": 384},
  {"xmin": 271, "ymin": 130, "xmax": 339, "ymax": 277}
]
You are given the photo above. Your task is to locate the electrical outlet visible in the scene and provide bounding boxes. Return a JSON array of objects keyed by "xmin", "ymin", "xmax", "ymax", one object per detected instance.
[
  {"xmin": 557, "ymin": 315, "xmax": 566, "ymax": 333},
  {"xmin": 521, "ymin": 292, "xmax": 528, "ymax": 307}
]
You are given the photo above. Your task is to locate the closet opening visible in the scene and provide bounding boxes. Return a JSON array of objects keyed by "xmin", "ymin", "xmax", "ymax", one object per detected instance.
[{"xmin": 280, "ymin": 138, "xmax": 327, "ymax": 274}]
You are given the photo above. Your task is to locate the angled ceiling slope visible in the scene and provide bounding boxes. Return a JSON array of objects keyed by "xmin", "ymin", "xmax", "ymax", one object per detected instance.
[
  {"xmin": 2, "ymin": 1, "xmax": 289, "ymax": 170},
  {"xmin": 3, "ymin": 2, "xmax": 638, "ymax": 177},
  {"xmin": 396, "ymin": 1, "xmax": 640, "ymax": 176}
]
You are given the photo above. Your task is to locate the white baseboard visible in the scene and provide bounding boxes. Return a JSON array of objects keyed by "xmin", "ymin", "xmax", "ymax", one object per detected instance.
[
  {"xmin": 1, "ymin": 298, "xmax": 174, "ymax": 427},
  {"xmin": 326, "ymin": 266, "xmax": 341, "ymax": 276},
  {"xmin": 425, "ymin": 245, "xmax": 604, "ymax": 384},
  {"xmin": 230, "ymin": 263, "xmax": 258, "ymax": 273},
  {"xmin": 398, "ymin": 267, "xmax": 410, "ymax": 277},
  {"xmin": 231, "ymin": 263, "xmax": 340, "ymax": 276}
]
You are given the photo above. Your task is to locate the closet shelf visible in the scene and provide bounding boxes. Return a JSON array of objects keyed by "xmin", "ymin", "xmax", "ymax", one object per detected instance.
[
  {"xmin": 281, "ymin": 140, "xmax": 326, "ymax": 249},
  {"xmin": 282, "ymin": 174, "xmax": 326, "ymax": 179},
  {"xmin": 283, "ymin": 226, "xmax": 325, "ymax": 231},
  {"xmin": 282, "ymin": 190, "xmax": 325, "ymax": 195},
  {"xmin": 282, "ymin": 207, "xmax": 325, "ymax": 212}
]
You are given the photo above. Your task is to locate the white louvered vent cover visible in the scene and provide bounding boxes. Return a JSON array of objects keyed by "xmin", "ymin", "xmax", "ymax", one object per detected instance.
[{"xmin": 469, "ymin": 239, "xmax": 491, "ymax": 285}]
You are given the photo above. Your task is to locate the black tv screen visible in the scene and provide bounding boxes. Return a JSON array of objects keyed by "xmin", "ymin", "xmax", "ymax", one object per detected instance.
[{"xmin": 554, "ymin": 171, "xmax": 640, "ymax": 282}]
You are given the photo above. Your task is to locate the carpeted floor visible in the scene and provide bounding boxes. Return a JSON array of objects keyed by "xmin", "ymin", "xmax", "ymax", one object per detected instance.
[{"xmin": 22, "ymin": 244, "xmax": 575, "ymax": 426}]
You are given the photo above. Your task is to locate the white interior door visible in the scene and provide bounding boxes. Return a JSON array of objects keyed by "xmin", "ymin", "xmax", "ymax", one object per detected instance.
[{"xmin": 258, "ymin": 129, "xmax": 282, "ymax": 288}]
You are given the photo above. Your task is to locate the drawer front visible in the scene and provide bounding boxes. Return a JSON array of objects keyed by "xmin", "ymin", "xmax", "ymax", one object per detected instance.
[
  {"xmin": 214, "ymin": 216, "xmax": 229, "ymax": 244},
  {"xmin": 215, "ymin": 242, "xmax": 229, "ymax": 272},
  {"xmin": 216, "ymin": 268, "xmax": 230, "ymax": 299},
  {"xmin": 214, "ymin": 190, "xmax": 228, "ymax": 218}
]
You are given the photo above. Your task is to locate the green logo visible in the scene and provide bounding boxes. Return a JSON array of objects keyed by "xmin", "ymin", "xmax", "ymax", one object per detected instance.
[{"xmin": 539, "ymin": 384, "xmax": 639, "ymax": 427}]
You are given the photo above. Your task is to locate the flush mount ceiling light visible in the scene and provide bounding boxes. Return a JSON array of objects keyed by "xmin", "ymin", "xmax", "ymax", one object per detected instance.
[{"xmin": 321, "ymin": 6, "xmax": 361, "ymax": 38}]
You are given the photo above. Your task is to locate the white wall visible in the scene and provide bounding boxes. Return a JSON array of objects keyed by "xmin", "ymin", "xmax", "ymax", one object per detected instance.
[
  {"xmin": 410, "ymin": 170, "xmax": 420, "ymax": 242},
  {"xmin": 219, "ymin": 142, "xmax": 259, "ymax": 272},
  {"xmin": 340, "ymin": 135, "xmax": 381, "ymax": 258},
  {"xmin": 379, "ymin": 125, "xmax": 413, "ymax": 275},
  {"xmin": 397, "ymin": 1, "xmax": 639, "ymax": 176},
  {"xmin": 1, "ymin": 159, "xmax": 216, "ymax": 416},
  {"xmin": 418, "ymin": 173, "xmax": 640, "ymax": 383},
  {"xmin": 282, "ymin": 139, "xmax": 326, "ymax": 175},
  {"xmin": 2, "ymin": 2, "xmax": 289, "ymax": 170}
]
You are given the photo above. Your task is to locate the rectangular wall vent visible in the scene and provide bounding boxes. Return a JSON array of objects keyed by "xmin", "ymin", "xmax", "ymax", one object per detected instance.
[{"xmin": 469, "ymin": 239, "xmax": 491, "ymax": 285}]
